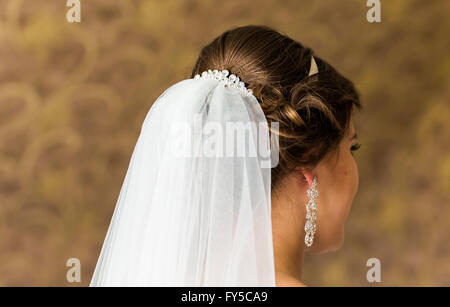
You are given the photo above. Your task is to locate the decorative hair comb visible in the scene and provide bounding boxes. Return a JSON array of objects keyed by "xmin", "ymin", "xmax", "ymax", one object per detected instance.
[
  {"xmin": 194, "ymin": 69, "xmax": 253, "ymax": 96},
  {"xmin": 308, "ymin": 55, "xmax": 319, "ymax": 77}
]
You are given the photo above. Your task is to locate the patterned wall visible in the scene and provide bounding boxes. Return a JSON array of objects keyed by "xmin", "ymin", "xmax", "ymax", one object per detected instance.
[{"xmin": 0, "ymin": 0, "xmax": 448, "ymax": 286}]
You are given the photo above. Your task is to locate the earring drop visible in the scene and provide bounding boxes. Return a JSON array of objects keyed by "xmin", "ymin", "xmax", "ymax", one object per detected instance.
[{"xmin": 304, "ymin": 176, "xmax": 318, "ymax": 247}]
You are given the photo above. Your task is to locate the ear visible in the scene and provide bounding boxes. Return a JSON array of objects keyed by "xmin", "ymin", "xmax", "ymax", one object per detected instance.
[
  {"xmin": 303, "ymin": 172, "xmax": 315, "ymax": 188},
  {"xmin": 294, "ymin": 166, "xmax": 316, "ymax": 188}
]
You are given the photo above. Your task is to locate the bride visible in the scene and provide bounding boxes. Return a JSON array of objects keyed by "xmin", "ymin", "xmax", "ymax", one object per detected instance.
[{"xmin": 90, "ymin": 25, "xmax": 362, "ymax": 287}]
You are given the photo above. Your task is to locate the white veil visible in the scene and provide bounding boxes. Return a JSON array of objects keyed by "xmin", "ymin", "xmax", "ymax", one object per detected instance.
[{"xmin": 90, "ymin": 70, "xmax": 277, "ymax": 286}]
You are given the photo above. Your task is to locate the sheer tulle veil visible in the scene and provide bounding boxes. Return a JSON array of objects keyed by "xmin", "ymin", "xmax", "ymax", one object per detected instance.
[{"xmin": 90, "ymin": 69, "xmax": 278, "ymax": 286}]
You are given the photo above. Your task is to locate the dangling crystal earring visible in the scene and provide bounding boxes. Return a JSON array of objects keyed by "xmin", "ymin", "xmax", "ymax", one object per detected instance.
[{"xmin": 304, "ymin": 176, "xmax": 318, "ymax": 247}]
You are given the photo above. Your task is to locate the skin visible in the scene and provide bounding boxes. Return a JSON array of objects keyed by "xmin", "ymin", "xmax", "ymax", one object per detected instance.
[{"xmin": 271, "ymin": 120, "xmax": 360, "ymax": 287}]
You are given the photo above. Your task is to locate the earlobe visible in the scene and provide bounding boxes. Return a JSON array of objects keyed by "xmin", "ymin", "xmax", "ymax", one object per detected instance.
[
  {"xmin": 293, "ymin": 166, "xmax": 315, "ymax": 187},
  {"xmin": 303, "ymin": 172, "xmax": 315, "ymax": 187}
]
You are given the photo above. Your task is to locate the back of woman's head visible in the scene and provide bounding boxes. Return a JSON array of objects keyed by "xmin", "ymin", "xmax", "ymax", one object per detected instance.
[{"xmin": 191, "ymin": 25, "xmax": 362, "ymax": 189}]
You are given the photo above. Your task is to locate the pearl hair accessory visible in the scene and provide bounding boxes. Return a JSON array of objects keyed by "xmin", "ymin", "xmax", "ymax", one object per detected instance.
[{"xmin": 194, "ymin": 69, "xmax": 253, "ymax": 97}]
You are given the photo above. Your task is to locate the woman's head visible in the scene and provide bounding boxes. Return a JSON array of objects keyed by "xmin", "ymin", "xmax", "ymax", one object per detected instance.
[{"xmin": 191, "ymin": 25, "xmax": 362, "ymax": 253}]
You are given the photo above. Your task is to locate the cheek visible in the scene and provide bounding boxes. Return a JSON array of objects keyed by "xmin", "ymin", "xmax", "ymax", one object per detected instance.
[
  {"xmin": 313, "ymin": 151, "xmax": 359, "ymax": 250},
  {"xmin": 330, "ymin": 153, "xmax": 358, "ymax": 222},
  {"xmin": 336, "ymin": 155, "xmax": 359, "ymax": 229}
]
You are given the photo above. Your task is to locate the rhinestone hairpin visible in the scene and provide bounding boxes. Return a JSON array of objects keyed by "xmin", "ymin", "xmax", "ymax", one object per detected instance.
[{"xmin": 194, "ymin": 69, "xmax": 253, "ymax": 97}]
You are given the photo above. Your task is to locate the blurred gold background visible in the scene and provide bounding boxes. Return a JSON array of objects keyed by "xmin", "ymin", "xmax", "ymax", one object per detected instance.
[{"xmin": 0, "ymin": 0, "xmax": 449, "ymax": 286}]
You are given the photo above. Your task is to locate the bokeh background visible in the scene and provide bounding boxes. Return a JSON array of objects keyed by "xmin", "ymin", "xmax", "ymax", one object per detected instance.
[{"xmin": 0, "ymin": 0, "xmax": 449, "ymax": 286}]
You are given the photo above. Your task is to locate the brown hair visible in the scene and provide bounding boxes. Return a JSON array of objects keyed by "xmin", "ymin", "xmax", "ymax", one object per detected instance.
[{"xmin": 191, "ymin": 25, "xmax": 362, "ymax": 190}]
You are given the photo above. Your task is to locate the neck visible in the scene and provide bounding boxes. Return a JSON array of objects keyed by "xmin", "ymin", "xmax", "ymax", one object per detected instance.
[
  {"xmin": 273, "ymin": 238, "xmax": 305, "ymax": 281},
  {"xmin": 271, "ymin": 190, "xmax": 307, "ymax": 283}
]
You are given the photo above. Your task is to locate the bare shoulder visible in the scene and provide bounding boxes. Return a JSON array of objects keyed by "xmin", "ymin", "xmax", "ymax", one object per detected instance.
[{"xmin": 276, "ymin": 275, "xmax": 307, "ymax": 287}]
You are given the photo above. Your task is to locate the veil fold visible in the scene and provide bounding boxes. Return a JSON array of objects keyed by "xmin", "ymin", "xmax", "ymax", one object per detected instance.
[{"xmin": 90, "ymin": 76, "xmax": 276, "ymax": 286}]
